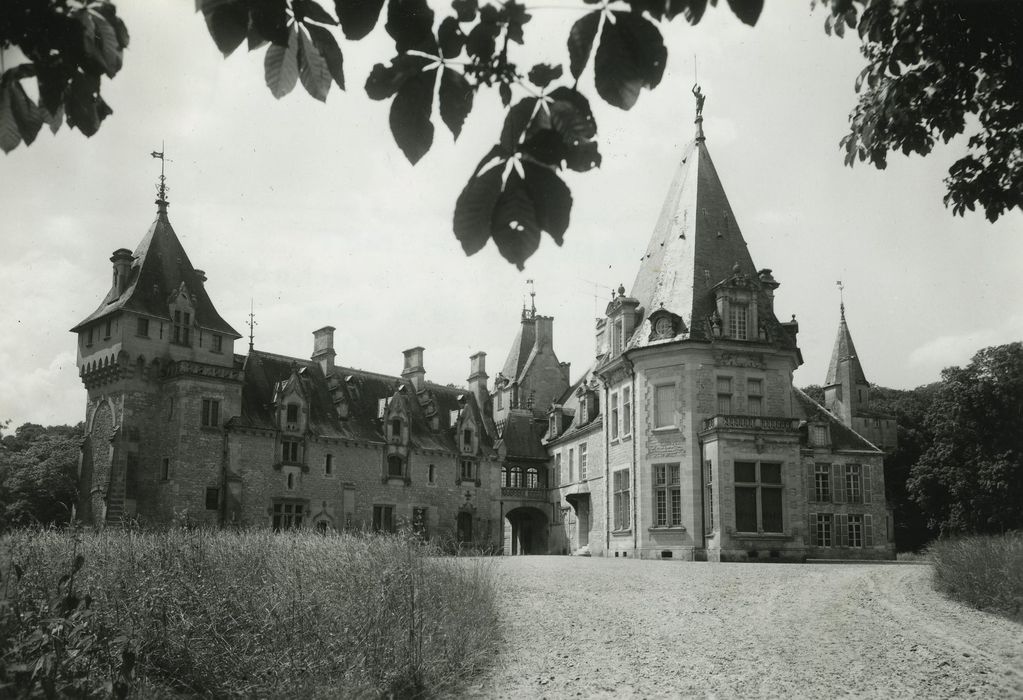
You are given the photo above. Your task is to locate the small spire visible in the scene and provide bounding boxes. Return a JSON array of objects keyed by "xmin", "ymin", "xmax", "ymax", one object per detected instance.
[
  {"xmin": 247, "ymin": 298, "xmax": 258, "ymax": 352},
  {"xmin": 150, "ymin": 142, "xmax": 171, "ymax": 214},
  {"xmin": 692, "ymin": 83, "xmax": 706, "ymax": 141},
  {"xmin": 526, "ymin": 279, "xmax": 536, "ymax": 318},
  {"xmin": 836, "ymin": 280, "xmax": 846, "ymax": 321}
]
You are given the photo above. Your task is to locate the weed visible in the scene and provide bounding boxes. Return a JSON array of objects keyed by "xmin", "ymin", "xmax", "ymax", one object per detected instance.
[{"xmin": 928, "ymin": 531, "xmax": 1023, "ymax": 622}]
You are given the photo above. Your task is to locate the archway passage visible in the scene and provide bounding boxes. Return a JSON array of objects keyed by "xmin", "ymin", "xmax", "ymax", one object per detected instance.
[
  {"xmin": 457, "ymin": 511, "xmax": 473, "ymax": 544},
  {"xmin": 505, "ymin": 506, "xmax": 549, "ymax": 555}
]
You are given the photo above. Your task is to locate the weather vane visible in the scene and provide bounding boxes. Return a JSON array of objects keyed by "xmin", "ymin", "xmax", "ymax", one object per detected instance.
[
  {"xmin": 836, "ymin": 280, "xmax": 846, "ymax": 319},
  {"xmin": 247, "ymin": 298, "xmax": 258, "ymax": 352},
  {"xmin": 526, "ymin": 279, "xmax": 536, "ymax": 317},
  {"xmin": 692, "ymin": 56, "xmax": 706, "ymax": 120},
  {"xmin": 150, "ymin": 142, "xmax": 172, "ymax": 210}
]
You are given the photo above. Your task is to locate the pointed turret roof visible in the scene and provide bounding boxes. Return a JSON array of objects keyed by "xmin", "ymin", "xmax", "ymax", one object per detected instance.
[
  {"xmin": 825, "ymin": 304, "xmax": 868, "ymax": 386},
  {"xmin": 500, "ymin": 311, "xmax": 536, "ymax": 382},
  {"xmin": 71, "ymin": 209, "xmax": 240, "ymax": 337}
]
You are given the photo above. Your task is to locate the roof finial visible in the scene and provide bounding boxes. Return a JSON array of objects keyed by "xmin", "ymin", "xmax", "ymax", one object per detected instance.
[
  {"xmin": 692, "ymin": 57, "xmax": 706, "ymax": 141},
  {"xmin": 836, "ymin": 280, "xmax": 846, "ymax": 321},
  {"xmin": 247, "ymin": 298, "xmax": 258, "ymax": 352},
  {"xmin": 526, "ymin": 278, "xmax": 536, "ymax": 318},
  {"xmin": 150, "ymin": 142, "xmax": 171, "ymax": 213}
]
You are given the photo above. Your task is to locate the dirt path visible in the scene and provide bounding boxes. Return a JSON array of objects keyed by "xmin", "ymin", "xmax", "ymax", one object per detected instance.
[{"xmin": 465, "ymin": 557, "xmax": 1023, "ymax": 698}]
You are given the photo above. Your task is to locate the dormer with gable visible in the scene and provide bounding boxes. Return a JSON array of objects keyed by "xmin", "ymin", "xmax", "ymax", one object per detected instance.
[{"xmin": 382, "ymin": 386, "xmax": 412, "ymax": 483}]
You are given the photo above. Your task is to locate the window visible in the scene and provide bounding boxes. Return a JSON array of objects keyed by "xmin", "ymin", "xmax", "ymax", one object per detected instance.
[
  {"xmin": 282, "ymin": 439, "xmax": 301, "ymax": 464},
  {"xmin": 85, "ymin": 327, "xmax": 94, "ymax": 347},
  {"xmin": 549, "ymin": 414, "xmax": 558, "ymax": 437},
  {"xmin": 812, "ymin": 425, "xmax": 829, "ymax": 446},
  {"xmin": 387, "ymin": 455, "xmax": 404, "ymax": 478},
  {"xmin": 613, "ymin": 317, "xmax": 625, "ymax": 355},
  {"xmin": 462, "ymin": 429, "xmax": 473, "ymax": 451},
  {"xmin": 161, "ymin": 457, "xmax": 170, "ymax": 481},
  {"xmin": 428, "ymin": 464, "xmax": 436, "ymax": 484},
  {"xmin": 622, "ymin": 386, "xmax": 632, "ymax": 436},
  {"xmin": 373, "ymin": 505, "xmax": 395, "ymax": 533},
  {"xmin": 846, "ymin": 464, "xmax": 862, "ymax": 504},
  {"xmin": 325, "ymin": 454, "xmax": 334, "ymax": 476},
  {"xmin": 211, "ymin": 334, "xmax": 223, "ymax": 353},
  {"xmin": 201, "ymin": 398, "xmax": 221, "ymax": 428},
  {"xmin": 390, "ymin": 418, "xmax": 402, "ymax": 439},
  {"xmin": 705, "ymin": 460, "xmax": 715, "ymax": 532},
  {"xmin": 729, "ymin": 303, "xmax": 748, "ymax": 340},
  {"xmin": 814, "ymin": 463, "xmax": 831, "ymax": 502},
  {"xmin": 568, "ymin": 448, "xmax": 575, "ymax": 482},
  {"xmin": 734, "ymin": 461, "xmax": 783, "ymax": 533},
  {"xmin": 653, "ymin": 463, "xmax": 682, "ymax": 527},
  {"xmin": 525, "ymin": 467, "xmax": 539, "ymax": 488},
  {"xmin": 205, "ymin": 487, "xmax": 219, "ymax": 510},
  {"xmin": 286, "ymin": 472, "xmax": 295, "ymax": 489},
  {"xmin": 104, "ymin": 319, "xmax": 112, "ymax": 340},
  {"xmin": 496, "ymin": 391, "xmax": 503, "ymax": 410},
  {"xmin": 610, "ymin": 392, "xmax": 620, "ymax": 439},
  {"xmin": 613, "ymin": 469, "xmax": 631, "ymax": 531},
  {"xmin": 847, "ymin": 514, "xmax": 863, "ymax": 547},
  {"xmin": 286, "ymin": 404, "xmax": 299, "ymax": 424},
  {"xmin": 814, "ymin": 513, "xmax": 833, "ymax": 547},
  {"xmin": 172, "ymin": 310, "xmax": 191, "ymax": 345},
  {"xmin": 553, "ymin": 453, "xmax": 562, "ymax": 486},
  {"xmin": 747, "ymin": 379, "xmax": 763, "ymax": 416},
  {"xmin": 272, "ymin": 501, "xmax": 304, "ymax": 530},
  {"xmin": 716, "ymin": 377, "xmax": 732, "ymax": 415},
  {"xmin": 579, "ymin": 443, "xmax": 588, "ymax": 480},
  {"xmin": 503, "ymin": 465, "xmax": 523, "ymax": 488},
  {"xmin": 460, "ymin": 459, "xmax": 475, "ymax": 481},
  {"xmin": 137, "ymin": 317, "xmax": 149, "ymax": 337},
  {"xmin": 654, "ymin": 384, "xmax": 675, "ymax": 429}
]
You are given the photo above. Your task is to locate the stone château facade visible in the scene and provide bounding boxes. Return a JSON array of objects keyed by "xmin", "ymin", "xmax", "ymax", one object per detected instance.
[{"xmin": 73, "ymin": 106, "xmax": 894, "ymax": 560}]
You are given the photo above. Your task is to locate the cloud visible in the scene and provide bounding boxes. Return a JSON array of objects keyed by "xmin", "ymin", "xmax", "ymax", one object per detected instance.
[
  {"xmin": 0, "ymin": 351, "xmax": 81, "ymax": 428},
  {"xmin": 908, "ymin": 314, "xmax": 1023, "ymax": 376}
]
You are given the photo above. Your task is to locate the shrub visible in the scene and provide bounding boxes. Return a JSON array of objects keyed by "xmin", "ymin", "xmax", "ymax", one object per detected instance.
[
  {"xmin": 928, "ymin": 532, "xmax": 1023, "ymax": 621},
  {"xmin": 0, "ymin": 526, "xmax": 499, "ymax": 697}
]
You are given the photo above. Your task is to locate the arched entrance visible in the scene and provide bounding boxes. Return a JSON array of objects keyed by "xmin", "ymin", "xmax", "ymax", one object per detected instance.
[{"xmin": 505, "ymin": 506, "xmax": 549, "ymax": 555}]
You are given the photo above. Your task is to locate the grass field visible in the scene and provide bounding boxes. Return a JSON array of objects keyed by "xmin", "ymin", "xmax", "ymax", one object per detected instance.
[
  {"xmin": 929, "ymin": 531, "xmax": 1023, "ymax": 622},
  {"xmin": 0, "ymin": 527, "xmax": 499, "ymax": 697}
]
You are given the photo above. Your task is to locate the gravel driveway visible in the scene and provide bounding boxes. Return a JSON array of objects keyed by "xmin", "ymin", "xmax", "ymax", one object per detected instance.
[{"xmin": 466, "ymin": 557, "xmax": 1023, "ymax": 699}]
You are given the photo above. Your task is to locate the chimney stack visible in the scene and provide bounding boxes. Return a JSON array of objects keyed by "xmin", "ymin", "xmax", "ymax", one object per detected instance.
[
  {"xmin": 535, "ymin": 315, "xmax": 553, "ymax": 351},
  {"xmin": 312, "ymin": 326, "xmax": 336, "ymax": 375},
  {"xmin": 110, "ymin": 248, "xmax": 132, "ymax": 295},
  {"xmin": 467, "ymin": 351, "xmax": 488, "ymax": 411},
  {"xmin": 402, "ymin": 347, "xmax": 425, "ymax": 390}
]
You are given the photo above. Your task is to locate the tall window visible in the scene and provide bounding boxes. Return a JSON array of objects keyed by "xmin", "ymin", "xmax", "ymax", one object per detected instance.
[
  {"xmin": 846, "ymin": 464, "xmax": 862, "ymax": 503},
  {"xmin": 747, "ymin": 378, "xmax": 763, "ymax": 416},
  {"xmin": 653, "ymin": 463, "xmax": 682, "ymax": 527},
  {"xmin": 284, "ymin": 404, "xmax": 299, "ymax": 424},
  {"xmin": 578, "ymin": 443, "xmax": 588, "ymax": 480},
  {"xmin": 211, "ymin": 334, "xmax": 223, "ymax": 353},
  {"xmin": 390, "ymin": 418, "xmax": 402, "ymax": 440},
  {"xmin": 613, "ymin": 469, "xmax": 631, "ymax": 530},
  {"xmin": 814, "ymin": 463, "xmax": 831, "ymax": 502},
  {"xmin": 729, "ymin": 303, "xmax": 748, "ymax": 340},
  {"xmin": 85, "ymin": 327, "xmax": 94, "ymax": 346},
  {"xmin": 205, "ymin": 487, "xmax": 219, "ymax": 510},
  {"xmin": 525, "ymin": 467, "xmax": 539, "ymax": 488},
  {"xmin": 137, "ymin": 317, "xmax": 149, "ymax": 337},
  {"xmin": 654, "ymin": 384, "xmax": 675, "ymax": 428},
  {"xmin": 325, "ymin": 454, "xmax": 334, "ymax": 476},
  {"xmin": 622, "ymin": 386, "xmax": 632, "ymax": 436},
  {"xmin": 161, "ymin": 457, "xmax": 170, "ymax": 481},
  {"xmin": 387, "ymin": 455, "xmax": 403, "ymax": 477},
  {"xmin": 460, "ymin": 459, "xmax": 475, "ymax": 481},
  {"xmin": 716, "ymin": 377, "xmax": 732, "ymax": 414},
  {"xmin": 282, "ymin": 439, "xmax": 300, "ymax": 463},
  {"xmin": 568, "ymin": 448, "xmax": 575, "ymax": 482},
  {"xmin": 610, "ymin": 391, "xmax": 620, "ymax": 439},
  {"xmin": 172, "ymin": 310, "xmax": 191, "ymax": 345},
  {"xmin": 201, "ymin": 398, "xmax": 220, "ymax": 428},
  {"xmin": 373, "ymin": 505, "xmax": 395, "ymax": 533},
  {"xmin": 103, "ymin": 319, "xmax": 112, "ymax": 339},
  {"xmin": 462, "ymin": 429, "xmax": 473, "ymax": 451},
  {"xmin": 272, "ymin": 501, "xmax": 304, "ymax": 530},
  {"xmin": 705, "ymin": 460, "xmax": 715, "ymax": 532},
  {"xmin": 428, "ymin": 464, "xmax": 436, "ymax": 484},
  {"xmin": 612, "ymin": 317, "xmax": 625, "ymax": 355},
  {"xmin": 734, "ymin": 461, "xmax": 783, "ymax": 533},
  {"xmin": 812, "ymin": 425, "xmax": 829, "ymax": 446},
  {"xmin": 847, "ymin": 514, "xmax": 863, "ymax": 547},
  {"xmin": 504, "ymin": 465, "xmax": 523, "ymax": 488},
  {"xmin": 815, "ymin": 513, "xmax": 833, "ymax": 547}
]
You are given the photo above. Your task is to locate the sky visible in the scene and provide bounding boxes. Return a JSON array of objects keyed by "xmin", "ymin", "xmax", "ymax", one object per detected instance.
[{"xmin": 1, "ymin": 1, "xmax": 1021, "ymax": 429}]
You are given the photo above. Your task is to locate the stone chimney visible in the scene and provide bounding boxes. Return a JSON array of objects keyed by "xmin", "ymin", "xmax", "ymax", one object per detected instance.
[
  {"xmin": 312, "ymin": 326, "xmax": 336, "ymax": 375},
  {"xmin": 467, "ymin": 351, "xmax": 488, "ymax": 411},
  {"xmin": 110, "ymin": 248, "xmax": 132, "ymax": 295},
  {"xmin": 535, "ymin": 315, "xmax": 553, "ymax": 351},
  {"xmin": 402, "ymin": 346, "xmax": 425, "ymax": 390}
]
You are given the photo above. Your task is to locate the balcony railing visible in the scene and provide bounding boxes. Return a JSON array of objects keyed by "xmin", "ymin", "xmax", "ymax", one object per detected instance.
[
  {"xmin": 501, "ymin": 487, "xmax": 548, "ymax": 501},
  {"xmin": 701, "ymin": 414, "xmax": 799, "ymax": 432}
]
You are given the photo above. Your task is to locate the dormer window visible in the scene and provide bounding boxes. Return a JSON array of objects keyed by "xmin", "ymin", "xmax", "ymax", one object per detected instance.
[
  {"xmin": 286, "ymin": 404, "xmax": 299, "ymax": 424},
  {"xmin": 137, "ymin": 317, "xmax": 149, "ymax": 337},
  {"xmin": 211, "ymin": 334, "xmax": 223, "ymax": 353},
  {"xmin": 729, "ymin": 303, "xmax": 748, "ymax": 340},
  {"xmin": 172, "ymin": 310, "xmax": 191, "ymax": 345},
  {"xmin": 462, "ymin": 429, "xmax": 473, "ymax": 452},
  {"xmin": 390, "ymin": 418, "xmax": 402, "ymax": 440},
  {"xmin": 812, "ymin": 424, "xmax": 830, "ymax": 447}
]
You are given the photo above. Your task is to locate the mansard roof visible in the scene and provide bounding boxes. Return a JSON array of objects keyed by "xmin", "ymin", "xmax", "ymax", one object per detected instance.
[
  {"xmin": 494, "ymin": 410, "xmax": 549, "ymax": 462},
  {"xmin": 825, "ymin": 306, "xmax": 869, "ymax": 386},
  {"xmin": 232, "ymin": 349, "xmax": 489, "ymax": 453},
  {"xmin": 792, "ymin": 387, "xmax": 880, "ymax": 453},
  {"xmin": 71, "ymin": 211, "xmax": 240, "ymax": 337}
]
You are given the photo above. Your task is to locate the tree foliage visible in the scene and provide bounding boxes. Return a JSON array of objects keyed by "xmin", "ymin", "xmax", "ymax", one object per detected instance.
[
  {"xmin": 0, "ymin": 422, "xmax": 83, "ymax": 528},
  {"xmin": 816, "ymin": 0, "xmax": 1023, "ymax": 222},
  {"xmin": 908, "ymin": 343, "xmax": 1023, "ymax": 536}
]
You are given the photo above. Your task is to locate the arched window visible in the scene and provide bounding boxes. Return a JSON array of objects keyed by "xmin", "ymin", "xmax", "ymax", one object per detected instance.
[
  {"xmin": 325, "ymin": 454, "xmax": 334, "ymax": 476},
  {"xmin": 510, "ymin": 466, "xmax": 523, "ymax": 488},
  {"xmin": 525, "ymin": 467, "xmax": 539, "ymax": 489},
  {"xmin": 286, "ymin": 472, "xmax": 294, "ymax": 489},
  {"xmin": 387, "ymin": 455, "xmax": 404, "ymax": 478}
]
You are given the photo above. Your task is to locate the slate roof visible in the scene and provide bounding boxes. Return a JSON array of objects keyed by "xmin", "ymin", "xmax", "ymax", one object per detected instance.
[
  {"xmin": 792, "ymin": 387, "xmax": 880, "ymax": 453},
  {"xmin": 825, "ymin": 307, "xmax": 869, "ymax": 386},
  {"xmin": 71, "ymin": 211, "xmax": 240, "ymax": 337},
  {"xmin": 625, "ymin": 127, "xmax": 795, "ymax": 349},
  {"xmin": 231, "ymin": 349, "xmax": 489, "ymax": 453},
  {"xmin": 500, "ymin": 313, "xmax": 536, "ymax": 382},
  {"xmin": 495, "ymin": 410, "xmax": 549, "ymax": 461}
]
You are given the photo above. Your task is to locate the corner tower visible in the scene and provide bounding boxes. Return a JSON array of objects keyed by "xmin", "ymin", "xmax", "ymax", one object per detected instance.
[{"xmin": 71, "ymin": 180, "xmax": 242, "ymax": 525}]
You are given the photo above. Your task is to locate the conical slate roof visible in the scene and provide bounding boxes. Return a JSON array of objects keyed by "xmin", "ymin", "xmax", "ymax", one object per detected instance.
[
  {"xmin": 71, "ymin": 209, "xmax": 240, "ymax": 337},
  {"xmin": 825, "ymin": 306, "xmax": 868, "ymax": 386}
]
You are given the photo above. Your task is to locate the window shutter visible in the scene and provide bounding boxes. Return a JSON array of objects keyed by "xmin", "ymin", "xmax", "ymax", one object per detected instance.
[
  {"xmin": 864, "ymin": 514, "xmax": 874, "ymax": 547},
  {"xmin": 836, "ymin": 513, "xmax": 847, "ymax": 547},
  {"xmin": 806, "ymin": 465, "xmax": 815, "ymax": 503},
  {"xmin": 862, "ymin": 464, "xmax": 872, "ymax": 505},
  {"xmin": 808, "ymin": 512, "xmax": 817, "ymax": 546},
  {"xmin": 832, "ymin": 464, "xmax": 845, "ymax": 503}
]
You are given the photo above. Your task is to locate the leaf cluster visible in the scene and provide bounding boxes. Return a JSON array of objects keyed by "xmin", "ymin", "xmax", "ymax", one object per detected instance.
[
  {"xmin": 817, "ymin": 0, "xmax": 1023, "ymax": 222},
  {"xmin": 0, "ymin": 0, "xmax": 129, "ymax": 153},
  {"xmin": 0, "ymin": 423, "xmax": 83, "ymax": 529}
]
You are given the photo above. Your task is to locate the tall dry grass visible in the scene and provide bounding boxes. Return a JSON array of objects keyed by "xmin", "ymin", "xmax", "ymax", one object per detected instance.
[
  {"xmin": 929, "ymin": 531, "xmax": 1023, "ymax": 622},
  {"xmin": 0, "ymin": 527, "xmax": 499, "ymax": 697}
]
